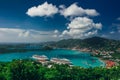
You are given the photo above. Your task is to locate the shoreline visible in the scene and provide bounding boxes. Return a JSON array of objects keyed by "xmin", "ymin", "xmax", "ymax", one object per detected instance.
[
  {"xmin": 58, "ymin": 48, "xmax": 107, "ymax": 67},
  {"xmin": 0, "ymin": 47, "xmax": 107, "ymax": 68},
  {"xmin": 62, "ymin": 48, "xmax": 107, "ymax": 67},
  {"xmin": 98, "ymin": 58, "xmax": 106, "ymax": 67}
]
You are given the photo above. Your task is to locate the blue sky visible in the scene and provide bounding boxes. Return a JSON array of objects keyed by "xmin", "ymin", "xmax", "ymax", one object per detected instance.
[{"xmin": 0, "ymin": 0, "xmax": 120, "ymax": 42}]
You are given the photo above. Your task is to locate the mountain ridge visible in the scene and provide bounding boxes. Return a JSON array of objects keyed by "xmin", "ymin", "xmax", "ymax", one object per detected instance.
[{"xmin": 47, "ymin": 36, "xmax": 120, "ymax": 51}]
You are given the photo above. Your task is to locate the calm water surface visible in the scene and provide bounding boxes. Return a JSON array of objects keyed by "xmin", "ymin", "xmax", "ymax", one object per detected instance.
[{"xmin": 0, "ymin": 49, "xmax": 105, "ymax": 68}]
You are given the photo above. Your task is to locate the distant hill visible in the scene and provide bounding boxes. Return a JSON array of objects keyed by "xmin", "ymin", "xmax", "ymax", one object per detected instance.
[{"xmin": 47, "ymin": 37, "xmax": 120, "ymax": 51}]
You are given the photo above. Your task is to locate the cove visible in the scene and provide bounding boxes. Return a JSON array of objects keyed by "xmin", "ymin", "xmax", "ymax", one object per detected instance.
[{"xmin": 0, "ymin": 49, "xmax": 105, "ymax": 68}]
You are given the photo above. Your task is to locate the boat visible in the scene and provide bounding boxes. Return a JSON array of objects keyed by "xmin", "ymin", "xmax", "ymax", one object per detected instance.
[
  {"xmin": 61, "ymin": 58, "xmax": 70, "ymax": 61},
  {"xmin": 32, "ymin": 55, "xmax": 48, "ymax": 60},
  {"xmin": 50, "ymin": 58, "xmax": 72, "ymax": 65}
]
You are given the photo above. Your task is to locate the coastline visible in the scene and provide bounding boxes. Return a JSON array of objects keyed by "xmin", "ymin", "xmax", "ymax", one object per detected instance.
[
  {"xmin": 74, "ymin": 48, "xmax": 106, "ymax": 67},
  {"xmin": 57, "ymin": 48, "xmax": 106, "ymax": 67},
  {"xmin": 98, "ymin": 58, "xmax": 106, "ymax": 67},
  {"xmin": 65, "ymin": 48, "xmax": 107, "ymax": 67},
  {"xmin": 0, "ymin": 47, "xmax": 107, "ymax": 68}
]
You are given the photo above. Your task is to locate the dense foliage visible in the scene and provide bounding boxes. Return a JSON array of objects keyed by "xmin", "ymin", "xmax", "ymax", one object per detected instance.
[{"xmin": 0, "ymin": 59, "xmax": 120, "ymax": 80}]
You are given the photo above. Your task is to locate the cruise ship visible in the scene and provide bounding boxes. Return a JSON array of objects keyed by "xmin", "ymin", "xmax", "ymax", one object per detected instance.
[
  {"xmin": 32, "ymin": 55, "xmax": 48, "ymax": 60},
  {"xmin": 32, "ymin": 55, "xmax": 72, "ymax": 66},
  {"xmin": 50, "ymin": 58, "xmax": 72, "ymax": 65}
]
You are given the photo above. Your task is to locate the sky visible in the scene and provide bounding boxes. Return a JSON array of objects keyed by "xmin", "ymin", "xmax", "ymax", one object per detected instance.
[{"xmin": 0, "ymin": 0, "xmax": 120, "ymax": 43}]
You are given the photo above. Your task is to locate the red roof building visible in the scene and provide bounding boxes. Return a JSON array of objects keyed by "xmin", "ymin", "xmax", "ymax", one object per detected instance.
[{"xmin": 106, "ymin": 60, "xmax": 115, "ymax": 68}]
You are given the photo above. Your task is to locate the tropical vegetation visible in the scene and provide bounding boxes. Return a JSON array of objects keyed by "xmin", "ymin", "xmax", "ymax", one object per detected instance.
[{"xmin": 0, "ymin": 59, "xmax": 120, "ymax": 80}]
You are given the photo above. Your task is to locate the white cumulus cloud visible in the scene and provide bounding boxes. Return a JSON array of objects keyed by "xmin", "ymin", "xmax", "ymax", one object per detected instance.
[
  {"xmin": 0, "ymin": 28, "xmax": 60, "ymax": 43},
  {"xmin": 54, "ymin": 29, "xmax": 59, "ymax": 34},
  {"xmin": 26, "ymin": 2, "xmax": 58, "ymax": 17},
  {"xmin": 117, "ymin": 17, "xmax": 120, "ymax": 20},
  {"xmin": 25, "ymin": 2, "xmax": 102, "ymax": 40},
  {"xmin": 110, "ymin": 31, "xmax": 115, "ymax": 34},
  {"xmin": 59, "ymin": 3, "xmax": 99, "ymax": 17},
  {"xmin": 60, "ymin": 17, "xmax": 102, "ymax": 39},
  {"xmin": 18, "ymin": 31, "xmax": 31, "ymax": 37},
  {"xmin": 52, "ymin": 30, "xmax": 59, "ymax": 38}
]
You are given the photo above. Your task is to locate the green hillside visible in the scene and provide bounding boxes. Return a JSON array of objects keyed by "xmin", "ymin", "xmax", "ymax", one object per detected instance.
[{"xmin": 49, "ymin": 37, "xmax": 120, "ymax": 51}]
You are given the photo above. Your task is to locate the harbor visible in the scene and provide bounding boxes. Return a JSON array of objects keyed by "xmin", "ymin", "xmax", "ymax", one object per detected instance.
[
  {"xmin": 0, "ymin": 49, "xmax": 105, "ymax": 68},
  {"xmin": 32, "ymin": 55, "xmax": 73, "ymax": 66}
]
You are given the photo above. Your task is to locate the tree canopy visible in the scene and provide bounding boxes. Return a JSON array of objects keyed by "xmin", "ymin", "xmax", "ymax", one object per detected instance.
[{"xmin": 0, "ymin": 59, "xmax": 120, "ymax": 80}]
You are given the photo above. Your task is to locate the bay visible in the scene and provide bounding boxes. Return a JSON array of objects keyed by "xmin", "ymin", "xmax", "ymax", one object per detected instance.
[{"xmin": 0, "ymin": 49, "xmax": 105, "ymax": 68}]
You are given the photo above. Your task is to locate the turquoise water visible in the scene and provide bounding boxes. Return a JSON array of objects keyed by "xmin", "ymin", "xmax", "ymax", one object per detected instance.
[{"xmin": 0, "ymin": 49, "xmax": 105, "ymax": 68}]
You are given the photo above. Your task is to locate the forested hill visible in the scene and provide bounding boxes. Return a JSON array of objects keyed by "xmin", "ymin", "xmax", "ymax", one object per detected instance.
[{"xmin": 47, "ymin": 37, "xmax": 120, "ymax": 51}]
